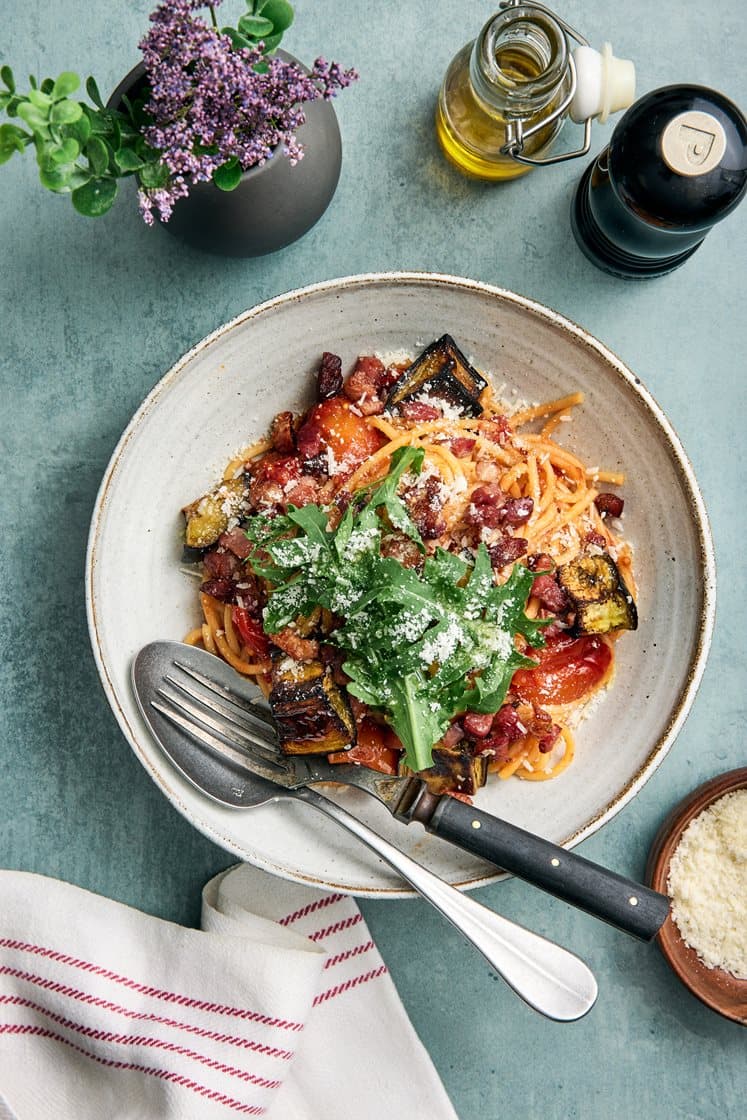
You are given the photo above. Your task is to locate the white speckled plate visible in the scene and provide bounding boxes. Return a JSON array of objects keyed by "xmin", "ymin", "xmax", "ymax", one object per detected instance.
[{"xmin": 85, "ymin": 273, "xmax": 716, "ymax": 896}]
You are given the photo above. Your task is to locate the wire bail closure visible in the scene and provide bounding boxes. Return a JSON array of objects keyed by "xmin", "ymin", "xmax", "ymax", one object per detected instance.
[{"xmin": 497, "ymin": 0, "xmax": 598, "ymax": 167}]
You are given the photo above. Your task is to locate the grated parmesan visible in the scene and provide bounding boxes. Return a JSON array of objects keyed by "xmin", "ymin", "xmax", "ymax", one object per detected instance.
[{"xmin": 667, "ymin": 789, "xmax": 747, "ymax": 979}]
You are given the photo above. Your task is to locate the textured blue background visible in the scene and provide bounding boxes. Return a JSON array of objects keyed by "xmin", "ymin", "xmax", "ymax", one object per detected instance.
[{"xmin": 1, "ymin": 1, "xmax": 745, "ymax": 1116}]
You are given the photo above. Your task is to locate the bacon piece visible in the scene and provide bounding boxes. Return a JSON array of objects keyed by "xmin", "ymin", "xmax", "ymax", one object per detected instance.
[
  {"xmin": 199, "ymin": 577, "xmax": 235, "ymax": 602},
  {"xmin": 203, "ymin": 547, "xmax": 239, "ymax": 581},
  {"xmin": 478, "ymin": 415, "xmax": 513, "ymax": 446},
  {"xmin": 296, "ymin": 424, "xmax": 324, "ymax": 460},
  {"xmin": 463, "ymin": 712, "xmax": 494, "ymax": 739},
  {"xmin": 538, "ymin": 724, "xmax": 562, "ymax": 753},
  {"xmin": 528, "ymin": 552, "xmax": 555, "ymax": 572},
  {"xmin": 530, "ymin": 573, "xmax": 569, "ymax": 614},
  {"xmin": 404, "ymin": 477, "xmax": 447, "ymax": 540},
  {"xmin": 270, "ymin": 411, "xmax": 296, "ymax": 454},
  {"xmin": 399, "ymin": 400, "xmax": 441, "ymax": 422},
  {"xmin": 380, "ymin": 532, "xmax": 423, "ymax": 569},
  {"xmin": 342, "ymin": 351, "xmax": 385, "ymax": 409},
  {"xmin": 584, "ymin": 530, "xmax": 607, "ymax": 549},
  {"xmin": 272, "ymin": 627, "xmax": 320, "ymax": 662},
  {"xmin": 442, "ymin": 721, "xmax": 465, "ymax": 747},
  {"xmin": 285, "ymin": 475, "xmax": 321, "ymax": 508},
  {"xmin": 501, "ymin": 497, "xmax": 534, "ymax": 525},
  {"xmin": 488, "ymin": 535, "xmax": 528, "ymax": 569},
  {"xmin": 594, "ymin": 492, "xmax": 624, "ymax": 518},
  {"xmin": 317, "ymin": 352, "xmax": 343, "ymax": 400},
  {"xmin": 471, "ymin": 483, "xmax": 505, "ymax": 505},
  {"xmin": 449, "ymin": 437, "xmax": 476, "ymax": 458},
  {"xmin": 219, "ymin": 526, "xmax": 253, "ymax": 559}
]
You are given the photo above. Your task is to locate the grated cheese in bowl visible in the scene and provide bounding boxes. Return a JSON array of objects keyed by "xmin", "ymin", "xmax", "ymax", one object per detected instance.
[{"xmin": 666, "ymin": 789, "xmax": 747, "ymax": 979}]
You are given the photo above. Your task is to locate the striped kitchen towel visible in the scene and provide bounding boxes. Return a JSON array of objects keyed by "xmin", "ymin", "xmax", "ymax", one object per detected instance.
[{"xmin": 0, "ymin": 866, "xmax": 457, "ymax": 1119}]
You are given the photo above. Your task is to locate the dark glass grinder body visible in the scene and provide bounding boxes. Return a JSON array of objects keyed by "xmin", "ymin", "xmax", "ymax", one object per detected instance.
[{"xmin": 571, "ymin": 85, "xmax": 747, "ymax": 278}]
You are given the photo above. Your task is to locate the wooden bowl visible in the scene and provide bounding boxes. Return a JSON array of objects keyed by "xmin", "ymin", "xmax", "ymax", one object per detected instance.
[{"xmin": 647, "ymin": 769, "xmax": 747, "ymax": 1025}]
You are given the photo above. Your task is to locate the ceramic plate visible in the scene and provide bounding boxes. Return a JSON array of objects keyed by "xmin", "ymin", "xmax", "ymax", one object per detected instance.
[{"xmin": 85, "ymin": 273, "xmax": 716, "ymax": 895}]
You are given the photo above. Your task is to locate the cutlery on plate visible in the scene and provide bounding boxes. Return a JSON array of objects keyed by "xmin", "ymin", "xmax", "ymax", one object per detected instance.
[
  {"xmin": 134, "ymin": 640, "xmax": 669, "ymax": 943},
  {"xmin": 132, "ymin": 641, "xmax": 598, "ymax": 1023}
]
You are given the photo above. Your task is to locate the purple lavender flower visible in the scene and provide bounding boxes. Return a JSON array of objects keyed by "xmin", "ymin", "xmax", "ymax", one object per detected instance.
[{"xmin": 137, "ymin": 0, "xmax": 357, "ymax": 224}]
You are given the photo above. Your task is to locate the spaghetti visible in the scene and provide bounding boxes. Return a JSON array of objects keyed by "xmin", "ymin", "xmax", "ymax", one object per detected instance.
[{"xmin": 181, "ymin": 341, "xmax": 636, "ymax": 792}]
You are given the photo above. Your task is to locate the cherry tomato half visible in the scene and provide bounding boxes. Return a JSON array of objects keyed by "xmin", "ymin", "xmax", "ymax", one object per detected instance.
[
  {"xmin": 231, "ymin": 607, "xmax": 270, "ymax": 659},
  {"xmin": 328, "ymin": 719, "xmax": 400, "ymax": 775},
  {"xmin": 511, "ymin": 633, "xmax": 612, "ymax": 707}
]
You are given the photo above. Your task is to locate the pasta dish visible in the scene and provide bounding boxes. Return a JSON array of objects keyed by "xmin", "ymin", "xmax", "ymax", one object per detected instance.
[{"xmin": 180, "ymin": 336, "xmax": 637, "ymax": 798}]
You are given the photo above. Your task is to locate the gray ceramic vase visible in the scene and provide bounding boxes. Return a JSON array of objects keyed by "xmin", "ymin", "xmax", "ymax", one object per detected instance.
[{"xmin": 107, "ymin": 58, "xmax": 342, "ymax": 257}]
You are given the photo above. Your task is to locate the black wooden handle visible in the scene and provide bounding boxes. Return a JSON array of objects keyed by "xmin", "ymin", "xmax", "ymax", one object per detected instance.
[{"xmin": 425, "ymin": 797, "xmax": 670, "ymax": 941}]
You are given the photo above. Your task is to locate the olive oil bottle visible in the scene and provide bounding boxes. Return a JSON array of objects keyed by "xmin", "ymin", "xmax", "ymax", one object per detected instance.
[{"xmin": 435, "ymin": 5, "xmax": 572, "ymax": 181}]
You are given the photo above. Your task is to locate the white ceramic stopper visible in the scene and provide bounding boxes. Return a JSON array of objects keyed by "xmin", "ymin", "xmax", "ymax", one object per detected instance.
[{"xmin": 570, "ymin": 43, "xmax": 636, "ymax": 124}]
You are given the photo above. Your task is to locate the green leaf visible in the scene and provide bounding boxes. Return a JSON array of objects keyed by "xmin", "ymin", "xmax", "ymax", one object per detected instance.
[
  {"xmin": 137, "ymin": 158, "xmax": 169, "ymax": 189},
  {"xmin": 17, "ymin": 102, "xmax": 49, "ymax": 131},
  {"xmin": 0, "ymin": 122, "xmax": 27, "ymax": 163},
  {"xmin": 50, "ymin": 99, "xmax": 83, "ymax": 125},
  {"xmin": 221, "ymin": 26, "xmax": 254, "ymax": 50},
  {"xmin": 63, "ymin": 111, "xmax": 91, "ymax": 145},
  {"xmin": 52, "ymin": 71, "xmax": 80, "ymax": 99},
  {"xmin": 114, "ymin": 145, "xmax": 145, "ymax": 172},
  {"xmin": 1, "ymin": 65, "xmax": 15, "ymax": 92},
  {"xmin": 71, "ymin": 176, "xmax": 118, "ymax": 216},
  {"xmin": 50, "ymin": 136, "xmax": 80, "ymax": 163},
  {"xmin": 238, "ymin": 13, "xmax": 275, "ymax": 37},
  {"xmin": 28, "ymin": 88, "xmax": 52, "ymax": 110},
  {"xmin": 40, "ymin": 78, "xmax": 55, "ymax": 95},
  {"xmin": 260, "ymin": 0, "xmax": 294, "ymax": 32},
  {"xmin": 212, "ymin": 157, "xmax": 243, "ymax": 191},
  {"xmin": 84, "ymin": 106, "xmax": 113, "ymax": 134},
  {"xmin": 39, "ymin": 162, "xmax": 77, "ymax": 192},
  {"xmin": 85, "ymin": 75, "xmax": 104, "ymax": 109},
  {"xmin": 85, "ymin": 135, "xmax": 109, "ymax": 175},
  {"xmin": 256, "ymin": 31, "xmax": 282, "ymax": 53}
]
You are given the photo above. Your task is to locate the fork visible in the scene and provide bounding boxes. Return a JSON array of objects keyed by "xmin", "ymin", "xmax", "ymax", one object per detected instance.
[
  {"xmin": 133, "ymin": 640, "xmax": 599, "ymax": 1022},
  {"xmin": 135, "ymin": 639, "xmax": 669, "ymax": 943}
]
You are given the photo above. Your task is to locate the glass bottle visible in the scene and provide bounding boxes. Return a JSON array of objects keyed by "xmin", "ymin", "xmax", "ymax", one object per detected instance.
[{"xmin": 436, "ymin": 4, "xmax": 572, "ymax": 180}]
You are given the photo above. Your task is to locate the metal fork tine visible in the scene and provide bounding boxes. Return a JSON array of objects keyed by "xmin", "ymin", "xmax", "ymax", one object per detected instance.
[
  {"xmin": 173, "ymin": 660, "xmax": 276, "ymax": 728},
  {"xmin": 156, "ymin": 684, "xmax": 288, "ymax": 770},
  {"xmin": 163, "ymin": 673, "xmax": 283, "ymax": 765},
  {"xmin": 151, "ymin": 697, "xmax": 295, "ymax": 788}
]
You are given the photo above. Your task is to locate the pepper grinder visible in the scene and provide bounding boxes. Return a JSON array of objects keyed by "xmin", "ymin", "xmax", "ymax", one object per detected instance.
[{"xmin": 571, "ymin": 85, "xmax": 747, "ymax": 278}]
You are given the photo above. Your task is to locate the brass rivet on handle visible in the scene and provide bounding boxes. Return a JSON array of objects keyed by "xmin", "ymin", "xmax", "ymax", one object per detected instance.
[{"xmin": 471, "ymin": 820, "xmax": 481, "ymax": 829}]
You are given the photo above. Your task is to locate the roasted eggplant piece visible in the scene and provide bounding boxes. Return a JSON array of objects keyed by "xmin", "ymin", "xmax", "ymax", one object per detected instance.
[
  {"xmin": 386, "ymin": 335, "xmax": 487, "ymax": 417},
  {"xmin": 557, "ymin": 552, "xmax": 637, "ymax": 634},
  {"xmin": 401, "ymin": 743, "xmax": 488, "ymax": 796},
  {"xmin": 182, "ymin": 478, "xmax": 247, "ymax": 549},
  {"xmin": 269, "ymin": 657, "xmax": 357, "ymax": 755}
]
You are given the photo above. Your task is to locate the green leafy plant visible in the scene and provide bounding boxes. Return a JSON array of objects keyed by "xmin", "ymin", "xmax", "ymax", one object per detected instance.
[
  {"xmin": 0, "ymin": 1, "xmax": 354, "ymax": 222},
  {"xmin": 218, "ymin": 0, "xmax": 295, "ymax": 54},
  {"xmin": 243, "ymin": 447, "xmax": 548, "ymax": 773}
]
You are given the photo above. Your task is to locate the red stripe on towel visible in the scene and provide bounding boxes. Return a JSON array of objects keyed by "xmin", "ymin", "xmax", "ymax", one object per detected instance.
[
  {"xmin": 0, "ymin": 940, "xmax": 303, "ymax": 1031},
  {"xmin": 307, "ymin": 914, "xmax": 363, "ymax": 942},
  {"xmin": 312, "ymin": 966, "xmax": 388, "ymax": 1006},
  {"xmin": 0, "ymin": 966, "xmax": 294, "ymax": 1059},
  {"xmin": 322, "ymin": 941, "xmax": 375, "ymax": 970},
  {"xmin": 0, "ymin": 1024, "xmax": 267, "ymax": 1115},
  {"xmin": 0, "ymin": 996, "xmax": 281, "ymax": 1088},
  {"xmin": 278, "ymin": 893, "xmax": 344, "ymax": 926}
]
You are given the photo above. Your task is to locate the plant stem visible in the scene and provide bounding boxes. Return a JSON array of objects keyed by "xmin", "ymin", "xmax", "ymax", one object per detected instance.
[{"xmin": 208, "ymin": 4, "xmax": 218, "ymax": 29}]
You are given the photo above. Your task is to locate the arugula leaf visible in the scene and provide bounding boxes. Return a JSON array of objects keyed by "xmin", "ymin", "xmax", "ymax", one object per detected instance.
[{"xmin": 242, "ymin": 453, "xmax": 546, "ymax": 772}]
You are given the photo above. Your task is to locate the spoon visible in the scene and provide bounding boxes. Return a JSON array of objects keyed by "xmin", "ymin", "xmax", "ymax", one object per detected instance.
[{"xmin": 132, "ymin": 644, "xmax": 598, "ymax": 1022}]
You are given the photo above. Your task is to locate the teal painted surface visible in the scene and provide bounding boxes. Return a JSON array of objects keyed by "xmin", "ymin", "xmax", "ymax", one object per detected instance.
[{"xmin": 1, "ymin": 1, "xmax": 745, "ymax": 1116}]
